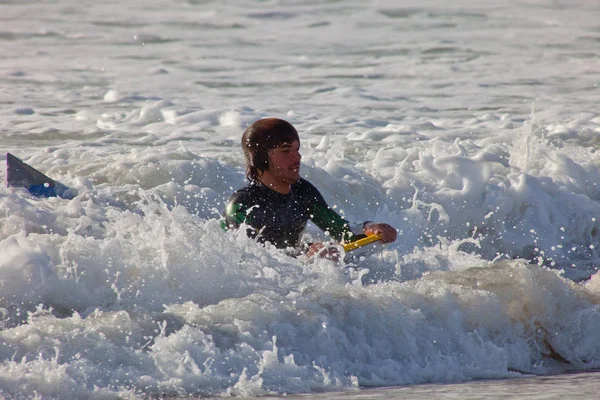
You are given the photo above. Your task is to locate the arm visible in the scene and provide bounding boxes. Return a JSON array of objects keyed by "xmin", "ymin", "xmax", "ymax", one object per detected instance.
[
  {"xmin": 304, "ymin": 182, "xmax": 364, "ymax": 243},
  {"xmin": 222, "ymin": 193, "xmax": 260, "ymax": 239},
  {"xmin": 305, "ymin": 182, "xmax": 397, "ymax": 245},
  {"xmin": 224, "ymin": 201, "xmax": 247, "ymax": 229},
  {"xmin": 309, "ymin": 202, "xmax": 364, "ymax": 243}
]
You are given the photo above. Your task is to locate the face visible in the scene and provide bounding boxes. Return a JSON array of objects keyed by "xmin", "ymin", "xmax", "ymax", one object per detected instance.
[{"xmin": 266, "ymin": 140, "xmax": 301, "ymax": 184}]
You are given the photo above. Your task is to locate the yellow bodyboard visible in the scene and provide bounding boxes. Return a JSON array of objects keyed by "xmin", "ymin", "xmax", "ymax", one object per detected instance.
[{"xmin": 342, "ymin": 234, "xmax": 382, "ymax": 252}]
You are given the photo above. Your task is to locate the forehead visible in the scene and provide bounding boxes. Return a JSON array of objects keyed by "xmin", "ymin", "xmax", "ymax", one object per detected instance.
[{"xmin": 273, "ymin": 140, "xmax": 300, "ymax": 148}]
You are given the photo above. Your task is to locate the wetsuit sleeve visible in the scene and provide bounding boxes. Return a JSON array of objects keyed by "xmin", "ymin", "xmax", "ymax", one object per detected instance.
[
  {"xmin": 222, "ymin": 192, "xmax": 258, "ymax": 238},
  {"xmin": 305, "ymin": 183, "xmax": 365, "ymax": 243}
]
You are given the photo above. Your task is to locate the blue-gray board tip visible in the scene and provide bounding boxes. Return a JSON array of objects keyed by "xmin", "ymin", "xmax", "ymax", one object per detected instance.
[{"xmin": 6, "ymin": 153, "xmax": 76, "ymax": 199}]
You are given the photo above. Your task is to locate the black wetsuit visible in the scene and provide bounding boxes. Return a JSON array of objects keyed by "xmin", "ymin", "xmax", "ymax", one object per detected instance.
[{"xmin": 223, "ymin": 178, "xmax": 365, "ymax": 250}]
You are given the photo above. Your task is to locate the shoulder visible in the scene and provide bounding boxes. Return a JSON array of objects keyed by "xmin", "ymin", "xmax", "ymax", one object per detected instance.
[
  {"xmin": 292, "ymin": 178, "xmax": 327, "ymax": 206},
  {"xmin": 227, "ymin": 181, "xmax": 263, "ymax": 204},
  {"xmin": 224, "ymin": 183, "xmax": 262, "ymax": 226},
  {"xmin": 294, "ymin": 178, "xmax": 325, "ymax": 198},
  {"xmin": 293, "ymin": 178, "xmax": 320, "ymax": 194},
  {"xmin": 225, "ymin": 182, "xmax": 271, "ymax": 217},
  {"xmin": 227, "ymin": 186, "xmax": 252, "ymax": 205}
]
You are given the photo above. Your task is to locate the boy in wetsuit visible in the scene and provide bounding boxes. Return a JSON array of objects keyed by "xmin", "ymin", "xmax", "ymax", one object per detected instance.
[{"xmin": 223, "ymin": 118, "xmax": 397, "ymax": 257}]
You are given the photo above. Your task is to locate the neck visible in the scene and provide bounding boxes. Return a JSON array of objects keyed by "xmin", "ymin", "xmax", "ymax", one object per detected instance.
[{"xmin": 257, "ymin": 173, "xmax": 292, "ymax": 194}]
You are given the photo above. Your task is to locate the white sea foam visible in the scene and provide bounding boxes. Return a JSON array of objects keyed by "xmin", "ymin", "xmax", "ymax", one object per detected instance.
[{"xmin": 1, "ymin": 0, "xmax": 600, "ymax": 398}]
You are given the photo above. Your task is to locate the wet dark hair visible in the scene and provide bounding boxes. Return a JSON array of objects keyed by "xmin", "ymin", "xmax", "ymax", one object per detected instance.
[{"xmin": 241, "ymin": 118, "xmax": 299, "ymax": 181}]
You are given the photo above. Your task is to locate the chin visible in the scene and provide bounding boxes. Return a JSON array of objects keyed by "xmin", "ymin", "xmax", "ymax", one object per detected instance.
[{"xmin": 286, "ymin": 174, "xmax": 301, "ymax": 183}]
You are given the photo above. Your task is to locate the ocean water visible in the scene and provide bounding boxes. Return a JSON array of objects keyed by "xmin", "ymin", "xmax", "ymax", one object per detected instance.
[{"xmin": 1, "ymin": 0, "xmax": 600, "ymax": 398}]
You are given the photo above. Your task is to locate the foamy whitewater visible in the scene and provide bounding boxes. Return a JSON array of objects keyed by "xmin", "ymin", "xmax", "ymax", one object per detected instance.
[{"xmin": 1, "ymin": 0, "xmax": 600, "ymax": 398}]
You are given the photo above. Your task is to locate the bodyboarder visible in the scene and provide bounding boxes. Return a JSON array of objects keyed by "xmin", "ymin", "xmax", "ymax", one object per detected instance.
[{"xmin": 223, "ymin": 118, "xmax": 397, "ymax": 258}]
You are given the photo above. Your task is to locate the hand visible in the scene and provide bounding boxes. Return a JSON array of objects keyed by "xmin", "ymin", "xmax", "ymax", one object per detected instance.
[
  {"xmin": 306, "ymin": 242, "xmax": 340, "ymax": 262},
  {"xmin": 363, "ymin": 222, "xmax": 397, "ymax": 244}
]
